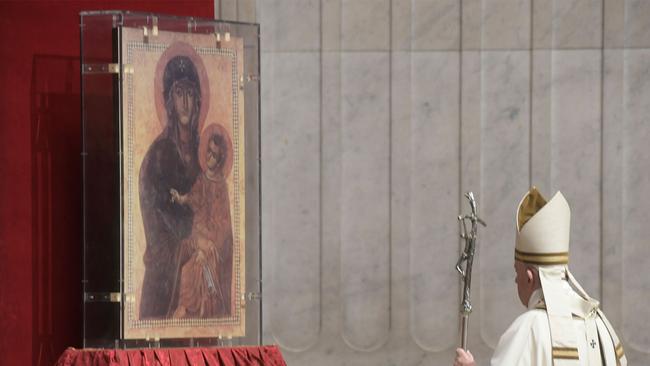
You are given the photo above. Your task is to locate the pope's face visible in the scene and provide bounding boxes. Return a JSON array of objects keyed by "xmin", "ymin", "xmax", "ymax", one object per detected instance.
[{"xmin": 172, "ymin": 81, "xmax": 195, "ymax": 126}]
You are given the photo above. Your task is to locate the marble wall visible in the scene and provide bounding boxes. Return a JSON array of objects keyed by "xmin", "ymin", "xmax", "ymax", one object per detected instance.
[{"xmin": 216, "ymin": 0, "xmax": 650, "ymax": 364}]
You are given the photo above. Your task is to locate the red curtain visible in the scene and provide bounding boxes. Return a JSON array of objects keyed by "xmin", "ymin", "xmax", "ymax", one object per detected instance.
[{"xmin": 0, "ymin": 2, "xmax": 213, "ymax": 365}]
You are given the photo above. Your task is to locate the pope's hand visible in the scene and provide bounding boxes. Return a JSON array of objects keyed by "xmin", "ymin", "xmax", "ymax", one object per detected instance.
[{"xmin": 454, "ymin": 348, "xmax": 475, "ymax": 366}]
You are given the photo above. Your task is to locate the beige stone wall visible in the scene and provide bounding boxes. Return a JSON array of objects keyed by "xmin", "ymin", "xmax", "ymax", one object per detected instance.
[{"xmin": 217, "ymin": 0, "xmax": 650, "ymax": 364}]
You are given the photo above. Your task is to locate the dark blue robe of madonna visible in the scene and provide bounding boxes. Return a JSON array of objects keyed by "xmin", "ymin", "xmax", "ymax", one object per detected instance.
[{"xmin": 138, "ymin": 133, "xmax": 199, "ymax": 319}]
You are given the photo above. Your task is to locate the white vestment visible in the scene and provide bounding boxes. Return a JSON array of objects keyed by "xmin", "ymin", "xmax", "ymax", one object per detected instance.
[{"xmin": 491, "ymin": 289, "xmax": 620, "ymax": 366}]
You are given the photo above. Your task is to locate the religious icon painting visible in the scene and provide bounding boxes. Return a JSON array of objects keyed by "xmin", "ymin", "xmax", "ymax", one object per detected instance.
[{"xmin": 121, "ymin": 27, "xmax": 246, "ymax": 339}]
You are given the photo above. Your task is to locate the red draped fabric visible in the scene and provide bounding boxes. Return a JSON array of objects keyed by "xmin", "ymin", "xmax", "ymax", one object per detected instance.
[
  {"xmin": 55, "ymin": 346, "xmax": 287, "ymax": 366},
  {"xmin": 0, "ymin": 2, "xmax": 213, "ymax": 365}
]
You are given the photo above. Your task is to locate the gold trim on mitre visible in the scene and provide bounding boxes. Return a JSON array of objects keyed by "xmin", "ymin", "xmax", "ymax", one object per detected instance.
[
  {"xmin": 515, "ymin": 189, "xmax": 571, "ymax": 265},
  {"xmin": 514, "ymin": 249, "xmax": 569, "ymax": 265}
]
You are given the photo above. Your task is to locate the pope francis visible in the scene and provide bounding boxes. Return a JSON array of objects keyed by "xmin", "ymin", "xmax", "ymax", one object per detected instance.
[{"xmin": 454, "ymin": 187, "xmax": 627, "ymax": 366}]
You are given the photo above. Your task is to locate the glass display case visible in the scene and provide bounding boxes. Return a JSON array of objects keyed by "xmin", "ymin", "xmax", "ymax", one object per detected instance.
[{"xmin": 80, "ymin": 10, "xmax": 260, "ymax": 348}]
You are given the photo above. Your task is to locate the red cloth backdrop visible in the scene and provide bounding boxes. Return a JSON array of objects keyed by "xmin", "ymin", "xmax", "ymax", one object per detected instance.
[
  {"xmin": 0, "ymin": 2, "xmax": 213, "ymax": 366},
  {"xmin": 55, "ymin": 346, "xmax": 287, "ymax": 366}
]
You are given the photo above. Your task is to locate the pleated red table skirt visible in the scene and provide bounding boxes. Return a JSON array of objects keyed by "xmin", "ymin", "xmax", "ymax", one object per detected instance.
[{"xmin": 55, "ymin": 345, "xmax": 287, "ymax": 366}]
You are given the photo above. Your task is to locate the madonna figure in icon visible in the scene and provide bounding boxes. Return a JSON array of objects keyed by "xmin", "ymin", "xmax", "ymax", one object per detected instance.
[{"xmin": 138, "ymin": 54, "xmax": 202, "ymax": 319}]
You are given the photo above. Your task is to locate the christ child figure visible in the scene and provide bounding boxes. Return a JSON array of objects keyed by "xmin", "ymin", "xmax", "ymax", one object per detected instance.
[{"xmin": 170, "ymin": 130, "xmax": 233, "ymax": 318}]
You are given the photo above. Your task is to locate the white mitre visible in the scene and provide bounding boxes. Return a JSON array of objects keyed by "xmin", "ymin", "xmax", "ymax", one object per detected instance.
[
  {"xmin": 515, "ymin": 187, "xmax": 571, "ymax": 265},
  {"xmin": 514, "ymin": 187, "xmax": 627, "ymax": 366}
]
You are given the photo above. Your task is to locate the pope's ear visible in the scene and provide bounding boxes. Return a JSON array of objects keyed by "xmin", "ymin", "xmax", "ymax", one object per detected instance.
[{"xmin": 526, "ymin": 268, "xmax": 535, "ymax": 284}]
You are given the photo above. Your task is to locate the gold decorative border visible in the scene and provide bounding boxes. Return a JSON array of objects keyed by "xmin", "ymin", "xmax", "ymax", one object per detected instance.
[
  {"xmin": 552, "ymin": 347, "xmax": 580, "ymax": 360},
  {"xmin": 120, "ymin": 27, "xmax": 247, "ymax": 339},
  {"xmin": 616, "ymin": 343, "xmax": 625, "ymax": 365}
]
